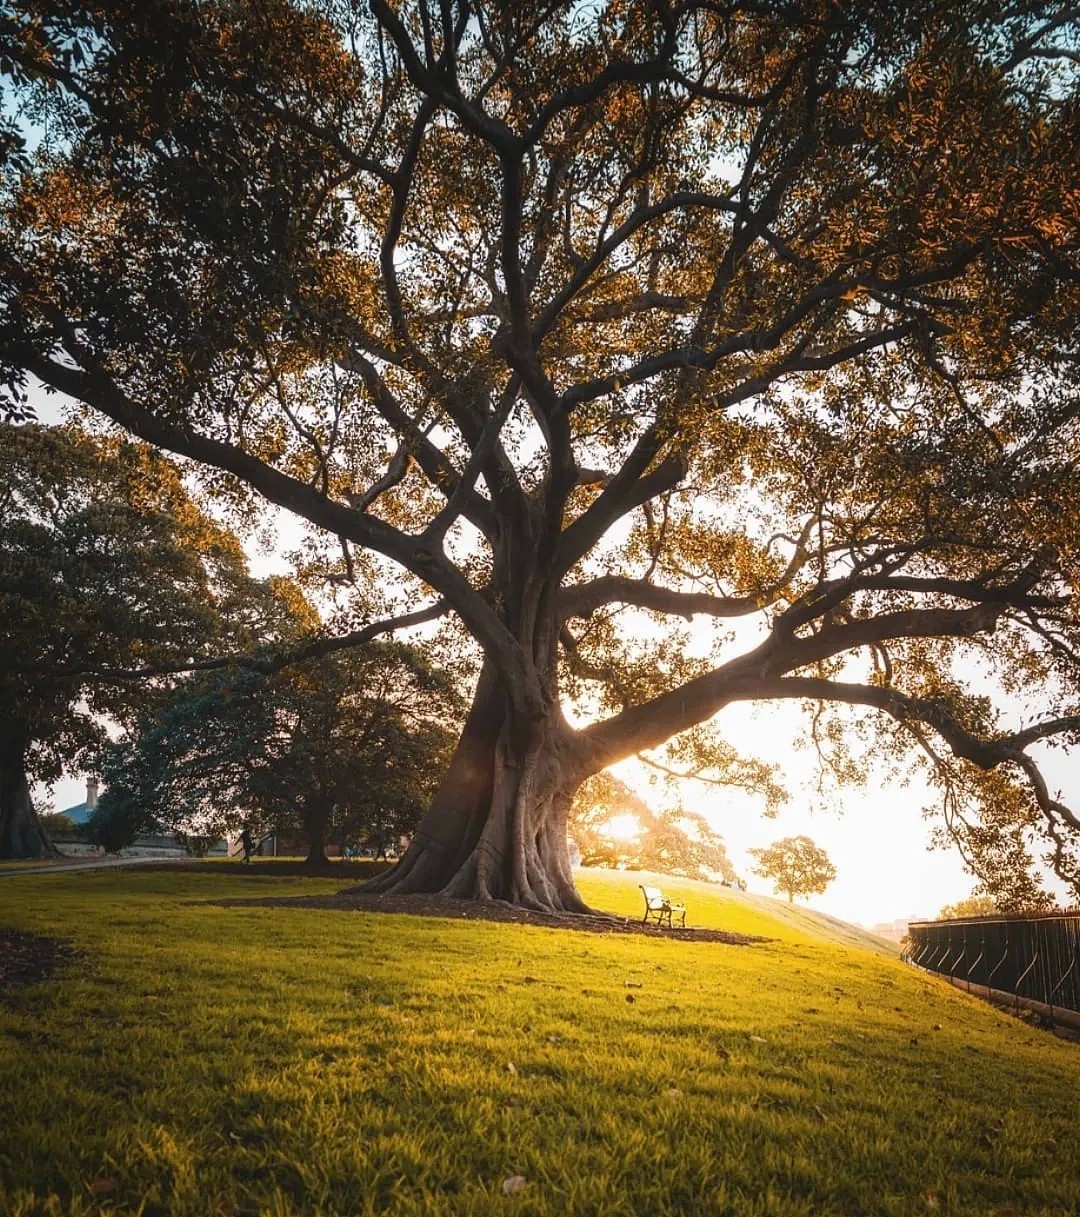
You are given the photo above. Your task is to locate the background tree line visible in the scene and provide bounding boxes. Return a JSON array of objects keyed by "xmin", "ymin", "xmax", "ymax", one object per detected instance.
[
  {"xmin": 568, "ymin": 771, "xmax": 741, "ymax": 885},
  {"xmin": 0, "ymin": 421, "xmax": 462, "ymax": 863}
]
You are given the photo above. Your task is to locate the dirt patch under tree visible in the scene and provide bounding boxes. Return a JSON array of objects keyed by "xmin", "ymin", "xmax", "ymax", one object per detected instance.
[{"xmin": 1, "ymin": 930, "xmax": 80, "ymax": 991}]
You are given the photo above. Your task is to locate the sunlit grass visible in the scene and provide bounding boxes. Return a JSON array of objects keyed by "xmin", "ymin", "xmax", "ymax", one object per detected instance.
[{"xmin": 1, "ymin": 866, "xmax": 1077, "ymax": 1216}]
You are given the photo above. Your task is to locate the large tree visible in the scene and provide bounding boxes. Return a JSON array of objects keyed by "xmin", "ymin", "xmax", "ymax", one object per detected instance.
[
  {"xmin": 0, "ymin": 422, "xmax": 312, "ymax": 857},
  {"xmin": 1, "ymin": 2, "xmax": 1079, "ymax": 907},
  {"xmin": 98, "ymin": 642, "xmax": 461, "ymax": 865}
]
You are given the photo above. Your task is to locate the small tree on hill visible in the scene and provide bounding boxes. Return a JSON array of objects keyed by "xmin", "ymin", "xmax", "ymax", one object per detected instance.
[{"xmin": 750, "ymin": 836, "xmax": 836, "ymax": 904}]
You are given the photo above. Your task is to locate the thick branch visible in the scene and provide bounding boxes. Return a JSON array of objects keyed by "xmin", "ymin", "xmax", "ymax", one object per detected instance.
[
  {"xmin": 560, "ymin": 576, "xmax": 769, "ymax": 621},
  {"xmin": 561, "ymin": 517, "xmax": 819, "ymax": 620},
  {"xmin": 557, "ymin": 449, "xmax": 686, "ymax": 575},
  {"xmin": 754, "ymin": 677, "xmax": 1080, "ymax": 838},
  {"xmin": 576, "ymin": 601, "xmax": 1008, "ymax": 772},
  {"xmin": 26, "ymin": 349, "xmax": 537, "ymax": 700}
]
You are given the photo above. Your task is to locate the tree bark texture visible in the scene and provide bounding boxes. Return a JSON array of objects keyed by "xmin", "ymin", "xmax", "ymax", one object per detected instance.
[
  {"xmin": 0, "ymin": 745, "xmax": 60, "ymax": 860},
  {"xmin": 303, "ymin": 804, "xmax": 329, "ymax": 867},
  {"xmin": 360, "ymin": 659, "xmax": 590, "ymax": 912}
]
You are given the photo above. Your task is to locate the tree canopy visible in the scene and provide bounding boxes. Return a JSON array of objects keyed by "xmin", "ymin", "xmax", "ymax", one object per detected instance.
[
  {"xmin": 750, "ymin": 834, "xmax": 836, "ymax": 903},
  {"xmin": 2, "ymin": 1, "xmax": 1078, "ymax": 907},
  {"xmin": 0, "ymin": 421, "xmax": 313, "ymax": 857},
  {"xmin": 98, "ymin": 641, "xmax": 462, "ymax": 864},
  {"xmin": 569, "ymin": 770, "xmax": 739, "ymax": 883},
  {"xmin": 936, "ymin": 893, "xmax": 1003, "ymax": 919}
]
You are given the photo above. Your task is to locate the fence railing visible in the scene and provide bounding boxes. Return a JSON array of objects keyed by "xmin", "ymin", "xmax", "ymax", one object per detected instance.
[{"xmin": 908, "ymin": 912, "xmax": 1080, "ymax": 1021}]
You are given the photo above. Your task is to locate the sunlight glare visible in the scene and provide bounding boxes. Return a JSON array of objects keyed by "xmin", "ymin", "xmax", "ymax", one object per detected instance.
[{"xmin": 601, "ymin": 813, "xmax": 642, "ymax": 842}]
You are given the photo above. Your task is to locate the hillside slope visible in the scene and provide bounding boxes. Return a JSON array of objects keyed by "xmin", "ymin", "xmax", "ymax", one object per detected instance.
[
  {"xmin": 2, "ymin": 867, "xmax": 1077, "ymax": 1216},
  {"xmin": 575, "ymin": 866, "xmax": 900, "ymax": 956}
]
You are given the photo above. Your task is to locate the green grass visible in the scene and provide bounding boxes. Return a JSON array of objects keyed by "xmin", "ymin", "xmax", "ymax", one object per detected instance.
[
  {"xmin": 0, "ymin": 857, "xmax": 75, "ymax": 870},
  {"xmin": 1, "ymin": 866, "xmax": 1077, "ymax": 1217}
]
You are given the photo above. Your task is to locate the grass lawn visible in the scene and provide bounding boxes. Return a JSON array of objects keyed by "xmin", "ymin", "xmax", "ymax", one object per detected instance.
[
  {"xmin": 0, "ymin": 858, "xmax": 76, "ymax": 870},
  {"xmin": 0, "ymin": 866, "xmax": 1077, "ymax": 1217}
]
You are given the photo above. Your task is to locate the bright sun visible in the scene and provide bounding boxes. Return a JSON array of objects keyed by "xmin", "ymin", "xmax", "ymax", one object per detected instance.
[{"xmin": 601, "ymin": 813, "xmax": 641, "ymax": 842}]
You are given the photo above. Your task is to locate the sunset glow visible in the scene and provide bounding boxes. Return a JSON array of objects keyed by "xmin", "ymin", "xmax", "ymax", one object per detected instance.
[{"xmin": 600, "ymin": 813, "xmax": 641, "ymax": 842}]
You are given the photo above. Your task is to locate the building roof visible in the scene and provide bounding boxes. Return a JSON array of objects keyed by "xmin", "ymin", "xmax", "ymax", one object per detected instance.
[{"xmin": 58, "ymin": 800, "xmax": 96, "ymax": 826}]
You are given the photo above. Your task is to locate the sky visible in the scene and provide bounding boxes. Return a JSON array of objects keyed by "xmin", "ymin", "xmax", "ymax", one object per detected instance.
[{"xmin": 607, "ymin": 719, "xmax": 993, "ymax": 930}]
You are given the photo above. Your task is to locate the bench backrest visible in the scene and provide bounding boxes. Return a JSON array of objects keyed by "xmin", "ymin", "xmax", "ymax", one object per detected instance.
[{"xmin": 640, "ymin": 885, "xmax": 665, "ymax": 908}]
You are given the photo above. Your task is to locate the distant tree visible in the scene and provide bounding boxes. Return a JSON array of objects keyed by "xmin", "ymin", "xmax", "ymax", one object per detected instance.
[
  {"xmin": 750, "ymin": 836, "xmax": 837, "ymax": 904},
  {"xmin": 642, "ymin": 808, "xmax": 739, "ymax": 886},
  {"xmin": 0, "ymin": 423, "xmax": 312, "ymax": 859},
  {"xmin": 86, "ymin": 795, "xmax": 139, "ymax": 855},
  {"xmin": 937, "ymin": 894, "xmax": 999, "ymax": 920},
  {"xmin": 569, "ymin": 772, "xmax": 738, "ymax": 884},
  {"xmin": 35, "ymin": 812, "xmax": 74, "ymax": 838},
  {"xmin": 99, "ymin": 642, "xmax": 461, "ymax": 866}
]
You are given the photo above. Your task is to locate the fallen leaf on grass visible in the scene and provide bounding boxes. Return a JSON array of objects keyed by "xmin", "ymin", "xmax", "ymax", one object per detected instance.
[
  {"xmin": 506, "ymin": 1061, "xmax": 517, "ymax": 1075},
  {"xmin": 502, "ymin": 1176, "xmax": 527, "ymax": 1196}
]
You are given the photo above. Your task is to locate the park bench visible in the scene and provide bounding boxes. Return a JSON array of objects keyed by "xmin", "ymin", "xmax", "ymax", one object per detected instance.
[{"xmin": 639, "ymin": 885, "xmax": 687, "ymax": 929}]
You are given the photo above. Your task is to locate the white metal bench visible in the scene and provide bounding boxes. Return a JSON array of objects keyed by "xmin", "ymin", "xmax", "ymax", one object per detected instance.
[{"xmin": 640, "ymin": 884, "xmax": 686, "ymax": 929}]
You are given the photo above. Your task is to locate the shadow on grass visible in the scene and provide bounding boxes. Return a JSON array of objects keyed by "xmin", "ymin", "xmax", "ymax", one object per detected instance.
[
  {"xmin": 205, "ymin": 889, "xmax": 772, "ymax": 946},
  {"xmin": 136, "ymin": 858, "xmax": 396, "ymax": 878}
]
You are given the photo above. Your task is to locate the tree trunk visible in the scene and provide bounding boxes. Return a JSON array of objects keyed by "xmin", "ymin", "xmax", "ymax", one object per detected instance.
[
  {"xmin": 358, "ymin": 660, "xmax": 591, "ymax": 913},
  {"xmin": 303, "ymin": 804, "xmax": 329, "ymax": 867},
  {"xmin": 0, "ymin": 743, "xmax": 60, "ymax": 861}
]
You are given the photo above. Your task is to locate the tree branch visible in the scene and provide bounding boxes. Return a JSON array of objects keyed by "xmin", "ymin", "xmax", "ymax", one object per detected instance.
[
  {"xmin": 25, "ymin": 346, "xmax": 537, "ymax": 698},
  {"xmin": 560, "ymin": 576, "xmax": 769, "ymax": 622},
  {"xmin": 13, "ymin": 601, "xmax": 452, "ymax": 681}
]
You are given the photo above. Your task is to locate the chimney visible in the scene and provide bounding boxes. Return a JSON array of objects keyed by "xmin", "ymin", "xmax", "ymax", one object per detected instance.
[{"xmin": 86, "ymin": 778, "xmax": 99, "ymax": 810}]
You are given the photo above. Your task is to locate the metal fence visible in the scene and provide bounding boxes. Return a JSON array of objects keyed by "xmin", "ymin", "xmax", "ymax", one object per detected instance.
[{"xmin": 908, "ymin": 912, "xmax": 1080, "ymax": 1020}]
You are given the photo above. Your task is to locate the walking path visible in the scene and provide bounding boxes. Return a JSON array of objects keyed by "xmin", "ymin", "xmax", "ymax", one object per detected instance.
[{"xmin": 0, "ymin": 855, "xmax": 190, "ymax": 879}]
